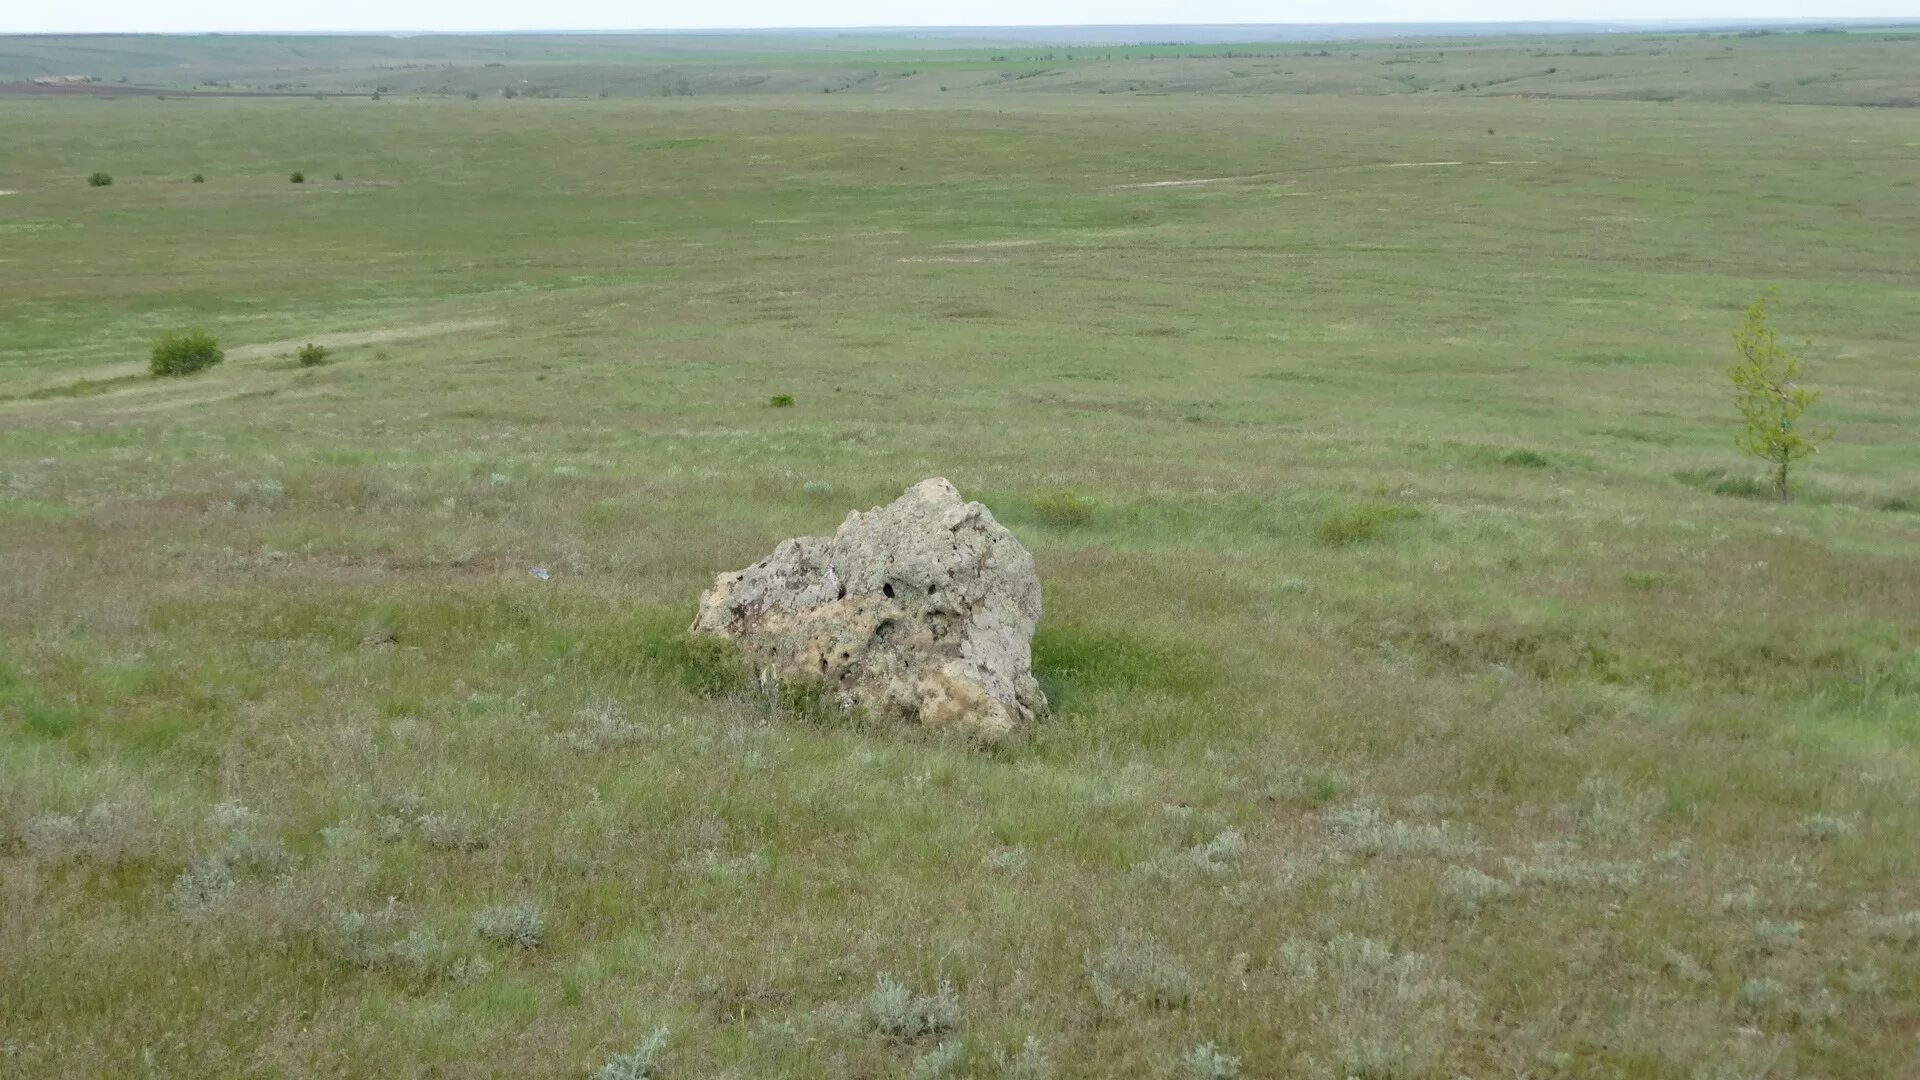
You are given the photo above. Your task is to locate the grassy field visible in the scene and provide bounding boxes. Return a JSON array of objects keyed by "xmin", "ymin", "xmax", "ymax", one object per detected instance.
[{"xmin": 3, "ymin": 32, "xmax": 1920, "ymax": 1078}]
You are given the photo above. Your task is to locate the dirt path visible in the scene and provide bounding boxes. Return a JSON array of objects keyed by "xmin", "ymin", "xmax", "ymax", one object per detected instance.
[
  {"xmin": 1120, "ymin": 177, "xmax": 1239, "ymax": 188},
  {"xmin": 1120, "ymin": 160, "xmax": 1543, "ymax": 188},
  {"xmin": 0, "ymin": 82, "xmax": 373, "ymax": 99},
  {"xmin": 9, "ymin": 318, "xmax": 504, "ymax": 399},
  {"xmin": 226, "ymin": 319, "xmax": 502, "ymax": 361}
]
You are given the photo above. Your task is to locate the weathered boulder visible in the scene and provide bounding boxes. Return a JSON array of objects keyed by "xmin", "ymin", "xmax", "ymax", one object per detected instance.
[{"xmin": 691, "ymin": 478, "xmax": 1046, "ymax": 739}]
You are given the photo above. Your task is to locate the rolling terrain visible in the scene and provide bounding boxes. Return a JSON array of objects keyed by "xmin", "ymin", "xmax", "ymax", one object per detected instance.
[{"xmin": 2, "ymin": 28, "xmax": 1919, "ymax": 1078}]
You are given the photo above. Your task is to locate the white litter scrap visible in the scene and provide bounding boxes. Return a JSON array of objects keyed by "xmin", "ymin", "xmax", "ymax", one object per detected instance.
[{"xmin": 529, "ymin": 567, "xmax": 551, "ymax": 581}]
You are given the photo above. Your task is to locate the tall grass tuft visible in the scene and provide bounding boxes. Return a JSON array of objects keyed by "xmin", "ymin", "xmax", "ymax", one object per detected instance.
[{"xmin": 1316, "ymin": 502, "xmax": 1420, "ymax": 546}]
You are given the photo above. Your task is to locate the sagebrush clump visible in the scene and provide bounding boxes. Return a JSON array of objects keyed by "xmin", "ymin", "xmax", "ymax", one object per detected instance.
[
  {"xmin": 472, "ymin": 900, "xmax": 544, "ymax": 949},
  {"xmin": 910, "ymin": 1040, "xmax": 966, "ymax": 1079},
  {"xmin": 993, "ymin": 1035, "xmax": 1055, "ymax": 1079},
  {"xmin": 1279, "ymin": 934, "xmax": 1475, "ymax": 1078},
  {"xmin": 595, "ymin": 1026, "xmax": 669, "ymax": 1079},
  {"xmin": 86, "ymin": 171, "xmax": 113, "ymax": 187},
  {"xmin": 1182, "ymin": 1041, "xmax": 1242, "ymax": 1080},
  {"xmin": 21, "ymin": 804, "xmax": 129, "ymax": 861},
  {"xmin": 1438, "ymin": 865, "xmax": 1513, "ymax": 916},
  {"xmin": 1138, "ymin": 827, "xmax": 1246, "ymax": 881},
  {"xmin": 1801, "ymin": 812, "xmax": 1856, "ymax": 841},
  {"xmin": 149, "ymin": 330, "xmax": 224, "ymax": 377},
  {"xmin": 315, "ymin": 906, "xmax": 492, "ymax": 983},
  {"xmin": 1322, "ymin": 802, "xmax": 1480, "ymax": 858},
  {"xmin": 296, "ymin": 343, "xmax": 330, "ymax": 366},
  {"xmin": 1087, "ymin": 929, "xmax": 1195, "ymax": 1009},
  {"xmin": 169, "ymin": 856, "xmax": 237, "ymax": 915},
  {"xmin": 868, "ymin": 973, "xmax": 962, "ymax": 1038}
]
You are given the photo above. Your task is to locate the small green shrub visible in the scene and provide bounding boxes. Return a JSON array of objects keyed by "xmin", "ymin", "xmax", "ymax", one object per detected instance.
[
  {"xmin": 332, "ymin": 172, "xmax": 344, "ymax": 181},
  {"xmin": 1316, "ymin": 502, "xmax": 1420, "ymax": 547},
  {"xmin": 1031, "ymin": 490, "xmax": 1095, "ymax": 528},
  {"xmin": 290, "ymin": 171, "xmax": 305, "ymax": 184},
  {"xmin": 1673, "ymin": 466, "xmax": 1773, "ymax": 500},
  {"xmin": 768, "ymin": 393, "xmax": 795, "ymax": 407},
  {"xmin": 191, "ymin": 173, "xmax": 205, "ymax": 183},
  {"xmin": 296, "ymin": 343, "xmax": 331, "ymax": 366},
  {"xmin": 1622, "ymin": 571, "xmax": 1672, "ymax": 592},
  {"xmin": 1497, "ymin": 448, "xmax": 1551, "ymax": 468},
  {"xmin": 149, "ymin": 330, "xmax": 225, "ymax": 377},
  {"xmin": 86, "ymin": 171, "xmax": 113, "ymax": 187}
]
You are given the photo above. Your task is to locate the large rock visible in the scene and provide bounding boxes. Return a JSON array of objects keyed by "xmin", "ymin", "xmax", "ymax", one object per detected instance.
[{"xmin": 691, "ymin": 478, "xmax": 1046, "ymax": 739}]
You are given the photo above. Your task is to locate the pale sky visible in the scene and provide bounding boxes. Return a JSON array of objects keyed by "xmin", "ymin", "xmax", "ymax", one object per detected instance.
[{"xmin": 8, "ymin": 2, "xmax": 1916, "ymax": 35}]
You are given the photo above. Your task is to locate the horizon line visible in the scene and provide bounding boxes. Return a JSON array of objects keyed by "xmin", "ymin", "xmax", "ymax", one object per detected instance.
[{"xmin": 9, "ymin": 17, "xmax": 1920, "ymax": 38}]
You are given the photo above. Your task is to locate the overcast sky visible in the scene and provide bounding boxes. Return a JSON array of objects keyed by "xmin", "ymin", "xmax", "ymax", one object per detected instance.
[{"xmin": 9, "ymin": 3, "xmax": 1916, "ymax": 35}]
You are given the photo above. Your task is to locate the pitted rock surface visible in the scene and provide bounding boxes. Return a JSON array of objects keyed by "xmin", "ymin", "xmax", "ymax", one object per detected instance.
[{"xmin": 691, "ymin": 478, "xmax": 1046, "ymax": 739}]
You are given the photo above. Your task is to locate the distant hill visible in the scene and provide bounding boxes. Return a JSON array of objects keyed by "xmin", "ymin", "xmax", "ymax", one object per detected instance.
[{"xmin": 2, "ymin": 24, "xmax": 1916, "ymax": 107}]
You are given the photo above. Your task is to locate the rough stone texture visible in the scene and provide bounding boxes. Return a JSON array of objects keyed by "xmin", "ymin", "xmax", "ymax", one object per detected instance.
[{"xmin": 691, "ymin": 478, "xmax": 1046, "ymax": 739}]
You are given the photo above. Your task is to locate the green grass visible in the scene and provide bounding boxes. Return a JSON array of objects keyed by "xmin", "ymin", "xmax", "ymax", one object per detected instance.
[
  {"xmin": 1029, "ymin": 490, "xmax": 1097, "ymax": 529},
  {"xmin": 2, "ymin": 32, "xmax": 1919, "ymax": 1077},
  {"xmin": 1315, "ymin": 501, "xmax": 1423, "ymax": 547}
]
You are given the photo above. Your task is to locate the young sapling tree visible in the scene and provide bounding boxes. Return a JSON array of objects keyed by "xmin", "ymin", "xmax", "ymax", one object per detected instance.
[{"xmin": 1729, "ymin": 293, "xmax": 1827, "ymax": 501}]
